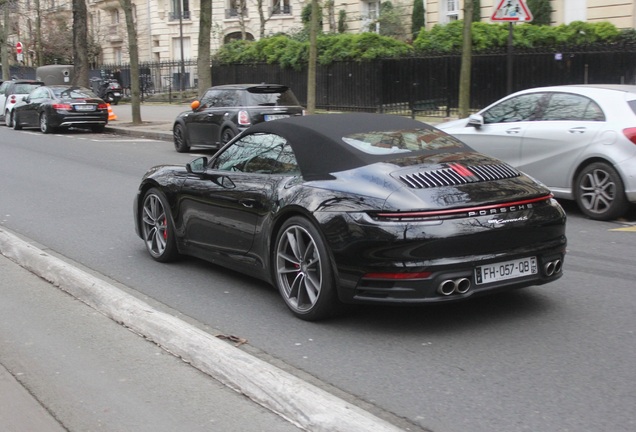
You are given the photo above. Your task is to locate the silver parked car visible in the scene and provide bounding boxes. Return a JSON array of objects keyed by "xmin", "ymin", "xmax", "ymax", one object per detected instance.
[{"xmin": 438, "ymin": 85, "xmax": 636, "ymax": 220}]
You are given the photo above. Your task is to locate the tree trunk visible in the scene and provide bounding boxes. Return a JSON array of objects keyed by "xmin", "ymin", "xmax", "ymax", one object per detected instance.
[
  {"xmin": 1, "ymin": 1, "xmax": 9, "ymax": 81},
  {"xmin": 119, "ymin": 0, "xmax": 141, "ymax": 124},
  {"xmin": 306, "ymin": 0, "xmax": 319, "ymax": 114},
  {"xmin": 458, "ymin": 0, "xmax": 473, "ymax": 119},
  {"xmin": 72, "ymin": 0, "xmax": 89, "ymax": 87},
  {"xmin": 197, "ymin": 0, "xmax": 212, "ymax": 95}
]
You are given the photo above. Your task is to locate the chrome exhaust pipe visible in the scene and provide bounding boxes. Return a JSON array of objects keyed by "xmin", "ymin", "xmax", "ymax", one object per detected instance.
[
  {"xmin": 438, "ymin": 278, "xmax": 472, "ymax": 296},
  {"xmin": 553, "ymin": 259, "xmax": 562, "ymax": 274},
  {"xmin": 438, "ymin": 280, "xmax": 456, "ymax": 296},
  {"xmin": 455, "ymin": 278, "xmax": 471, "ymax": 294},
  {"xmin": 545, "ymin": 262, "xmax": 555, "ymax": 277}
]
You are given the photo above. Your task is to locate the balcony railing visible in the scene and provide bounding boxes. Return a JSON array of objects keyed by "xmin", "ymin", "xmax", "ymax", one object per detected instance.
[
  {"xmin": 225, "ymin": 8, "xmax": 248, "ymax": 19},
  {"xmin": 168, "ymin": 10, "xmax": 191, "ymax": 21},
  {"xmin": 270, "ymin": 4, "xmax": 292, "ymax": 15}
]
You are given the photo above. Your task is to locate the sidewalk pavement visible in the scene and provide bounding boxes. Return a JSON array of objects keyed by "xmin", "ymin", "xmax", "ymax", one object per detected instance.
[
  {"xmin": 104, "ymin": 102, "xmax": 185, "ymax": 141},
  {"xmin": 0, "ymin": 250, "xmax": 301, "ymax": 432},
  {"xmin": 0, "ymin": 227, "xmax": 407, "ymax": 432}
]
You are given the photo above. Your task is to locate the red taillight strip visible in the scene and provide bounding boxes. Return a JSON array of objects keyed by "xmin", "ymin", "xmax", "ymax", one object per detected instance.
[
  {"xmin": 376, "ymin": 194, "xmax": 553, "ymax": 219},
  {"xmin": 362, "ymin": 271, "xmax": 432, "ymax": 280}
]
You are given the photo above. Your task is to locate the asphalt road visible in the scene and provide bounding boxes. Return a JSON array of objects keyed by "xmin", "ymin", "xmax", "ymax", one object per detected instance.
[{"xmin": 1, "ymin": 125, "xmax": 635, "ymax": 432}]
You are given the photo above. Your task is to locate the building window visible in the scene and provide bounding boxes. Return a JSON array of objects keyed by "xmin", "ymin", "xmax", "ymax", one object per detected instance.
[
  {"xmin": 564, "ymin": 0, "xmax": 586, "ymax": 23},
  {"xmin": 170, "ymin": 0, "xmax": 191, "ymax": 20},
  {"xmin": 111, "ymin": 9, "xmax": 119, "ymax": 24},
  {"xmin": 441, "ymin": 0, "xmax": 459, "ymax": 23},
  {"xmin": 226, "ymin": 0, "xmax": 248, "ymax": 19},
  {"xmin": 271, "ymin": 0, "xmax": 291, "ymax": 15},
  {"xmin": 114, "ymin": 47, "xmax": 122, "ymax": 64},
  {"xmin": 366, "ymin": 1, "xmax": 380, "ymax": 33}
]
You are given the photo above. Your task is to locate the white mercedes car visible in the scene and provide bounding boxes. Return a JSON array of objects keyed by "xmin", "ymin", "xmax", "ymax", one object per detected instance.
[{"xmin": 438, "ymin": 85, "xmax": 636, "ymax": 220}]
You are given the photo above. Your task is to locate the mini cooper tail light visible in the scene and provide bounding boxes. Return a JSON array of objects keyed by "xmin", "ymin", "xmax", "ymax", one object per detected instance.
[
  {"xmin": 623, "ymin": 128, "xmax": 636, "ymax": 144},
  {"xmin": 238, "ymin": 110, "xmax": 250, "ymax": 125},
  {"xmin": 9, "ymin": 95, "xmax": 16, "ymax": 103}
]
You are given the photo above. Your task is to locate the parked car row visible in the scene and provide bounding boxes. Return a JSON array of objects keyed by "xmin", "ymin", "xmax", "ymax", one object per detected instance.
[{"xmin": 3, "ymin": 84, "xmax": 109, "ymax": 133}]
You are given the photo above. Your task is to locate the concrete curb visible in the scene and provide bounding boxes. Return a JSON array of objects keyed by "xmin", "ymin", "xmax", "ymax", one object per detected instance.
[
  {"xmin": 105, "ymin": 125, "xmax": 173, "ymax": 142},
  {"xmin": 0, "ymin": 228, "xmax": 404, "ymax": 432}
]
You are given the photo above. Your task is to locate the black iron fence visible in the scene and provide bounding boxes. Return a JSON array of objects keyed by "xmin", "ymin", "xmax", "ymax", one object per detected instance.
[
  {"xmin": 8, "ymin": 43, "xmax": 636, "ymax": 118},
  {"xmin": 210, "ymin": 45, "xmax": 636, "ymax": 117}
]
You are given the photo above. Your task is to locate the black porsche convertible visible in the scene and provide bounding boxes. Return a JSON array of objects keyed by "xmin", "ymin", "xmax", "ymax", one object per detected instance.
[{"xmin": 134, "ymin": 113, "xmax": 566, "ymax": 320}]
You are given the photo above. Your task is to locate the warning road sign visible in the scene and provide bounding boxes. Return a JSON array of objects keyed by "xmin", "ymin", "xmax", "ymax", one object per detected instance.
[{"xmin": 491, "ymin": 0, "xmax": 533, "ymax": 22}]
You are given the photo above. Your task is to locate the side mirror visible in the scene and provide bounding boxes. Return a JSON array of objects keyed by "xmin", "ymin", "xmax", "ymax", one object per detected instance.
[
  {"xmin": 467, "ymin": 114, "xmax": 484, "ymax": 129},
  {"xmin": 190, "ymin": 100, "xmax": 200, "ymax": 110},
  {"xmin": 186, "ymin": 157, "xmax": 208, "ymax": 174}
]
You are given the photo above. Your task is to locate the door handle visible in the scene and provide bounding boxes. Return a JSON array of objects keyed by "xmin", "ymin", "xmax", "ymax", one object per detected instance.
[
  {"xmin": 240, "ymin": 199, "xmax": 256, "ymax": 209},
  {"xmin": 505, "ymin": 127, "xmax": 522, "ymax": 134},
  {"xmin": 568, "ymin": 127, "xmax": 586, "ymax": 134}
]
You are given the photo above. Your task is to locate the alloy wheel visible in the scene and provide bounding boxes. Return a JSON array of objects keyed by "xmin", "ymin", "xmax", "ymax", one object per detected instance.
[
  {"xmin": 142, "ymin": 193, "xmax": 169, "ymax": 258},
  {"xmin": 276, "ymin": 224, "xmax": 323, "ymax": 313}
]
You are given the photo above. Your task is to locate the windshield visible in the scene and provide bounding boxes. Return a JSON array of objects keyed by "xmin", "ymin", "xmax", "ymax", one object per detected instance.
[
  {"xmin": 246, "ymin": 88, "xmax": 299, "ymax": 106},
  {"xmin": 53, "ymin": 87, "xmax": 98, "ymax": 99},
  {"xmin": 342, "ymin": 128, "xmax": 464, "ymax": 155}
]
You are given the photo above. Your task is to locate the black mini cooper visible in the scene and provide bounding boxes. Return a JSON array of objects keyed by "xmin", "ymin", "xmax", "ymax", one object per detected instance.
[{"xmin": 173, "ymin": 83, "xmax": 304, "ymax": 152}]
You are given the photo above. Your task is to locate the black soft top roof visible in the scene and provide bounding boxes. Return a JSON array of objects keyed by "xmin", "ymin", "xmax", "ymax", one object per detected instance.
[{"xmin": 246, "ymin": 113, "xmax": 443, "ymax": 179}]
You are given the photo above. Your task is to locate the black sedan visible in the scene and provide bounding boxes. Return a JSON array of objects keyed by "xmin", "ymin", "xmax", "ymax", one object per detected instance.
[
  {"xmin": 134, "ymin": 113, "xmax": 566, "ymax": 320},
  {"xmin": 13, "ymin": 85, "xmax": 109, "ymax": 133}
]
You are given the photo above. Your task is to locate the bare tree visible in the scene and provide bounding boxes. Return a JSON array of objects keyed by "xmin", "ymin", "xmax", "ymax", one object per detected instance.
[
  {"xmin": 72, "ymin": 0, "xmax": 89, "ymax": 87},
  {"xmin": 197, "ymin": 0, "xmax": 212, "ymax": 94},
  {"xmin": 119, "ymin": 0, "xmax": 141, "ymax": 124}
]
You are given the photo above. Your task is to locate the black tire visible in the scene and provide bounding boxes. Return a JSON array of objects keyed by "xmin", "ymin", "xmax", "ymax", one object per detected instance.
[
  {"xmin": 6, "ymin": 110, "xmax": 14, "ymax": 128},
  {"xmin": 575, "ymin": 162, "xmax": 628, "ymax": 221},
  {"xmin": 140, "ymin": 188, "xmax": 179, "ymax": 262},
  {"xmin": 273, "ymin": 216, "xmax": 341, "ymax": 321},
  {"xmin": 40, "ymin": 113, "xmax": 53, "ymax": 134},
  {"xmin": 173, "ymin": 123, "xmax": 190, "ymax": 153},
  {"xmin": 221, "ymin": 128, "xmax": 236, "ymax": 145},
  {"xmin": 13, "ymin": 112, "xmax": 22, "ymax": 130}
]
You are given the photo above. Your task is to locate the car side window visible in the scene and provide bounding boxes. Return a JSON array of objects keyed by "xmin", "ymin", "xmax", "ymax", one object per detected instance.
[
  {"xmin": 200, "ymin": 89, "xmax": 238, "ymax": 108},
  {"xmin": 212, "ymin": 133, "xmax": 299, "ymax": 175},
  {"xmin": 482, "ymin": 93, "xmax": 543, "ymax": 124},
  {"xmin": 540, "ymin": 93, "xmax": 605, "ymax": 121}
]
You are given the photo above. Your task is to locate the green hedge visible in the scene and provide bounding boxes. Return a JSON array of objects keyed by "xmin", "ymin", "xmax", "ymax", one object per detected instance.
[{"xmin": 214, "ymin": 21, "xmax": 630, "ymax": 68}]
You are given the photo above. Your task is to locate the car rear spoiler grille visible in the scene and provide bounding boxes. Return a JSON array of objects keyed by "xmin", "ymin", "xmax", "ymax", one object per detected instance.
[{"xmin": 399, "ymin": 163, "xmax": 520, "ymax": 189}]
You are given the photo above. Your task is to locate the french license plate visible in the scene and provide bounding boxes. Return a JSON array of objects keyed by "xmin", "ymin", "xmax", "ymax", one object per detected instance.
[
  {"xmin": 264, "ymin": 114, "xmax": 290, "ymax": 121},
  {"xmin": 475, "ymin": 257, "xmax": 537, "ymax": 284},
  {"xmin": 74, "ymin": 105, "xmax": 96, "ymax": 111}
]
